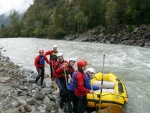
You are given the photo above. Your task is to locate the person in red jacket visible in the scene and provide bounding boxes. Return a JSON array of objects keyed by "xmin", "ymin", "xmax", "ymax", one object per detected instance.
[
  {"xmin": 45, "ymin": 45, "xmax": 58, "ymax": 79},
  {"xmin": 34, "ymin": 50, "xmax": 50, "ymax": 86},
  {"xmin": 55, "ymin": 57, "xmax": 76, "ymax": 109},
  {"xmin": 74, "ymin": 60, "xmax": 94, "ymax": 113},
  {"xmin": 52, "ymin": 52, "xmax": 68, "ymax": 81}
]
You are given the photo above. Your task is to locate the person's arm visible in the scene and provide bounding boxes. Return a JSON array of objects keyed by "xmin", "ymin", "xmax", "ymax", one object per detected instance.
[
  {"xmin": 45, "ymin": 50, "xmax": 52, "ymax": 56},
  {"xmin": 52, "ymin": 62, "xmax": 58, "ymax": 81},
  {"xmin": 44, "ymin": 56, "xmax": 50, "ymax": 64},
  {"xmin": 34, "ymin": 56, "xmax": 39, "ymax": 68},
  {"xmin": 56, "ymin": 63, "xmax": 69, "ymax": 76},
  {"xmin": 92, "ymin": 85, "xmax": 99, "ymax": 90}
]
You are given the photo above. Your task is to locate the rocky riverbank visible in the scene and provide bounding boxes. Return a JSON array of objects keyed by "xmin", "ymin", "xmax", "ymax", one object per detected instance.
[
  {"xmin": 0, "ymin": 48, "xmax": 63, "ymax": 113},
  {"xmin": 0, "ymin": 47, "xmax": 125, "ymax": 113},
  {"xmin": 64, "ymin": 24, "xmax": 150, "ymax": 48}
]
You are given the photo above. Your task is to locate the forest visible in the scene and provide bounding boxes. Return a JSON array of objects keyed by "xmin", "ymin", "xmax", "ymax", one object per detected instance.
[{"xmin": 0, "ymin": 0, "xmax": 150, "ymax": 38}]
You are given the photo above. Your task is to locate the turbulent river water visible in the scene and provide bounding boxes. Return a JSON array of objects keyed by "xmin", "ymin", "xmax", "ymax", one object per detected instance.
[{"xmin": 0, "ymin": 38, "xmax": 150, "ymax": 113}]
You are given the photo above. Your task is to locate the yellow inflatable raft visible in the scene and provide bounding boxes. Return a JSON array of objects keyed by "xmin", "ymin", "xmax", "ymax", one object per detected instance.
[{"xmin": 87, "ymin": 72, "xmax": 128, "ymax": 108}]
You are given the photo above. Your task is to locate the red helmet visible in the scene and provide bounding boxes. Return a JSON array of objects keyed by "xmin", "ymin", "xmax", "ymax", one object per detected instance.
[
  {"xmin": 77, "ymin": 60, "xmax": 88, "ymax": 67},
  {"xmin": 39, "ymin": 50, "xmax": 44, "ymax": 53}
]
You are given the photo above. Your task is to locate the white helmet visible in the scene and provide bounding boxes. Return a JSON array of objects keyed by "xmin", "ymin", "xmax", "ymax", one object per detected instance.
[
  {"xmin": 57, "ymin": 52, "xmax": 63, "ymax": 57},
  {"xmin": 69, "ymin": 58, "xmax": 76, "ymax": 62},
  {"xmin": 86, "ymin": 68, "xmax": 96, "ymax": 74},
  {"xmin": 53, "ymin": 45, "xmax": 57, "ymax": 48}
]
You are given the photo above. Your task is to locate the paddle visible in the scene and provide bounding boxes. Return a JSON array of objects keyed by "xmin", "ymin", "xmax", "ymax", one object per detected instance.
[
  {"xmin": 63, "ymin": 68, "xmax": 73, "ymax": 113},
  {"xmin": 51, "ymin": 62, "xmax": 57, "ymax": 91},
  {"xmin": 100, "ymin": 105, "xmax": 125, "ymax": 113},
  {"xmin": 98, "ymin": 54, "xmax": 105, "ymax": 113},
  {"xmin": 90, "ymin": 82, "xmax": 98, "ymax": 113}
]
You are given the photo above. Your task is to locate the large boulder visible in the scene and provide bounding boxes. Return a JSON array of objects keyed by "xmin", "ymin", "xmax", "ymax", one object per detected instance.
[{"xmin": 33, "ymin": 90, "xmax": 45, "ymax": 100}]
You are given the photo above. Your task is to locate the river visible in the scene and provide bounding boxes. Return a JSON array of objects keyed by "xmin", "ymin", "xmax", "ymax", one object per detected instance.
[{"xmin": 0, "ymin": 38, "xmax": 150, "ymax": 113}]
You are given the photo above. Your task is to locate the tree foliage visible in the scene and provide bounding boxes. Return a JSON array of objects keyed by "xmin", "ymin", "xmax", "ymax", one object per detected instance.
[{"xmin": 0, "ymin": 0, "xmax": 149, "ymax": 38}]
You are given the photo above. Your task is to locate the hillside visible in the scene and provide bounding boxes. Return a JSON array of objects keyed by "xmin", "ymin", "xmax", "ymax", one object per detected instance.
[
  {"xmin": 0, "ymin": 14, "xmax": 10, "ymax": 26},
  {"xmin": 0, "ymin": 0, "xmax": 150, "ymax": 42}
]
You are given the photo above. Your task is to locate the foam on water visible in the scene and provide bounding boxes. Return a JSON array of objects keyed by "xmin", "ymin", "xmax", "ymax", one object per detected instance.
[{"xmin": 0, "ymin": 38, "xmax": 150, "ymax": 113}]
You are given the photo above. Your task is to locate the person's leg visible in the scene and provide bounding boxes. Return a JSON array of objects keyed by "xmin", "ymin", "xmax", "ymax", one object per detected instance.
[
  {"xmin": 77, "ymin": 96, "xmax": 87, "ymax": 113},
  {"xmin": 56, "ymin": 78, "xmax": 67, "ymax": 108},
  {"xmin": 40, "ymin": 68, "xmax": 45, "ymax": 85},
  {"xmin": 50, "ymin": 64, "xmax": 53, "ymax": 79},
  {"xmin": 68, "ymin": 90, "xmax": 77, "ymax": 113},
  {"xmin": 35, "ymin": 68, "xmax": 42, "ymax": 84}
]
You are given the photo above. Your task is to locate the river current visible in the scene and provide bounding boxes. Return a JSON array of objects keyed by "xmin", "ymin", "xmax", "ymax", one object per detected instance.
[{"xmin": 0, "ymin": 38, "xmax": 150, "ymax": 113}]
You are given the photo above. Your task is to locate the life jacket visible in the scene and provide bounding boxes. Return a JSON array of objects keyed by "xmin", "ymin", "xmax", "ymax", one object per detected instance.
[
  {"xmin": 50, "ymin": 51, "xmax": 58, "ymax": 60},
  {"xmin": 38, "ymin": 56, "xmax": 45, "ymax": 65},
  {"xmin": 72, "ymin": 71, "xmax": 86, "ymax": 89}
]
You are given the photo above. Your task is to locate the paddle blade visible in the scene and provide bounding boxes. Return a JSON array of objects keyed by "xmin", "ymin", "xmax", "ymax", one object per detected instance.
[{"xmin": 92, "ymin": 105, "xmax": 125, "ymax": 113}]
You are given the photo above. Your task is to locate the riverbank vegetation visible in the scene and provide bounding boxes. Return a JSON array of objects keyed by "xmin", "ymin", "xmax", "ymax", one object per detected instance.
[{"xmin": 0, "ymin": 0, "xmax": 150, "ymax": 38}]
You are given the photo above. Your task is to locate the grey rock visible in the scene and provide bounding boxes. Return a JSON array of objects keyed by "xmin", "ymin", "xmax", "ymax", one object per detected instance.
[
  {"xmin": 50, "ymin": 110, "xmax": 57, "ymax": 113},
  {"xmin": 31, "ymin": 73, "xmax": 38, "ymax": 79},
  {"xmin": 12, "ymin": 101, "xmax": 20, "ymax": 107},
  {"xmin": 41, "ymin": 88, "xmax": 52, "ymax": 95},
  {"xmin": 32, "ymin": 83, "xmax": 38, "ymax": 89},
  {"xmin": 110, "ymin": 37, "xmax": 115, "ymax": 43},
  {"xmin": 133, "ymin": 27, "xmax": 139, "ymax": 33},
  {"xmin": 38, "ymin": 106, "xmax": 44, "ymax": 111},
  {"xmin": 34, "ymin": 90, "xmax": 45, "ymax": 100},
  {"xmin": 26, "ymin": 98, "xmax": 34, "ymax": 105},
  {"xmin": 19, "ymin": 86, "xmax": 28, "ymax": 91},
  {"xmin": 24, "ymin": 104, "xmax": 32, "ymax": 112},
  {"xmin": 100, "ymin": 38, "xmax": 106, "ymax": 43},
  {"xmin": 40, "ymin": 110, "xmax": 46, "ymax": 113},
  {"xmin": 0, "ymin": 67, "xmax": 4, "ymax": 72},
  {"xmin": 45, "ymin": 102, "xmax": 53, "ymax": 112},
  {"xmin": 43, "ymin": 96, "xmax": 50, "ymax": 104},
  {"xmin": 144, "ymin": 42, "xmax": 150, "ymax": 47}
]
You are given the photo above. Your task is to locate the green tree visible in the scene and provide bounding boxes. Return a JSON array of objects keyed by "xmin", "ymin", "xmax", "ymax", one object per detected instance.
[
  {"xmin": 9, "ymin": 10, "xmax": 21, "ymax": 37},
  {"xmin": 105, "ymin": 0, "xmax": 118, "ymax": 33},
  {"xmin": 74, "ymin": 11, "xmax": 88, "ymax": 33}
]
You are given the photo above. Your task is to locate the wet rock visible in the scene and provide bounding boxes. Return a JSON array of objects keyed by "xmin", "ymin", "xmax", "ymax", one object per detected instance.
[
  {"xmin": 33, "ymin": 90, "xmax": 45, "ymax": 100},
  {"xmin": 40, "ymin": 110, "xmax": 46, "ymax": 113},
  {"xmin": 64, "ymin": 35, "xmax": 78, "ymax": 41},
  {"xmin": 24, "ymin": 104, "xmax": 32, "ymax": 112},
  {"xmin": 45, "ymin": 102, "xmax": 53, "ymax": 112},
  {"xmin": 31, "ymin": 73, "xmax": 38, "ymax": 79},
  {"xmin": 100, "ymin": 38, "xmax": 106, "ymax": 43},
  {"xmin": 143, "ymin": 33, "xmax": 150, "ymax": 39},
  {"xmin": 0, "ymin": 67, "xmax": 4, "ymax": 72},
  {"xmin": 12, "ymin": 101, "xmax": 20, "ymax": 107},
  {"xmin": 43, "ymin": 96, "xmax": 50, "ymax": 104},
  {"xmin": 26, "ymin": 98, "xmax": 34, "ymax": 105},
  {"xmin": 38, "ymin": 106, "xmax": 44, "ymax": 111},
  {"xmin": 5, "ymin": 57, "xmax": 10, "ymax": 62},
  {"xmin": 144, "ymin": 42, "xmax": 150, "ymax": 47},
  {"xmin": 41, "ymin": 88, "xmax": 52, "ymax": 95},
  {"xmin": 0, "ymin": 77, "xmax": 10, "ymax": 83},
  {"xmin": 19, "ymin": 86, "xmax": 28, "ymax": 91},
  {"xmin": 18, "ymin": 105, "xmax": 26, "ymax": 113},
  {"xmin": 50, "ymin": 110, "xmax": 57, "ymax": 113},
  {"xmin": 32, "ymin": 83, "xmax": 38, "ymax": 89}
]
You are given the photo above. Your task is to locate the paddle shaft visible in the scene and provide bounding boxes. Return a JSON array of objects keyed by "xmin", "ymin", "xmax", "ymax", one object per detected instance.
[
  {"xmin": 90, "ymin": 83, "xmax": 98, "ymax": 113},
  {"xmin": 51, "ymin": 62, "xmax": 54, "ymax": 78},
  {"xmin": 63, "ymin": 68, "xmax": 68, "ymax": 90},
  {"xmin": 98, "ymin": 54, "xmax": 105, "ymax": 113}
]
